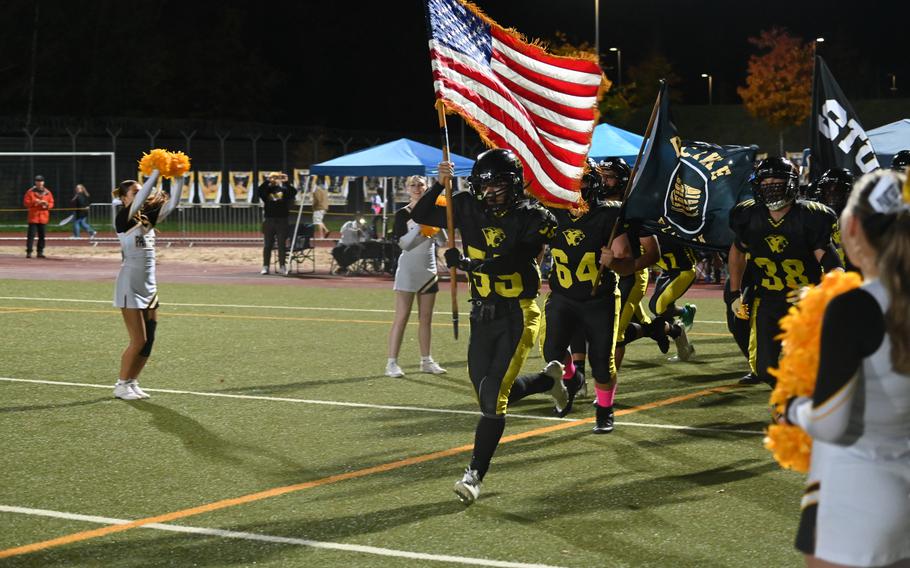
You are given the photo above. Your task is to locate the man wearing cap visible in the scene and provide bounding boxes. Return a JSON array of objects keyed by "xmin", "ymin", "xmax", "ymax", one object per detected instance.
[{"xmin": 23, "ymin": 175, "xmax": 54, "ymax": 258}]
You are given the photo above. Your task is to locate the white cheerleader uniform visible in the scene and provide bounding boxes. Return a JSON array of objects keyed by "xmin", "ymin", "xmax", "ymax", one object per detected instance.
[
  {"xmin": 393, "ymin": 207, "xmax": 446, "ymax": 294},
  {"xmin": 789, "ymin": 279, "xmax": 910, "ymax": 566},
  {"xmin": 113, "ymin": 210, "xmax": 159, "ymax": 309}
]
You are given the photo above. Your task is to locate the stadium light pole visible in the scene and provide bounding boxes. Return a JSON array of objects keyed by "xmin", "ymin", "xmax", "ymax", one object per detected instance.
[
  {"xmin": 701, "ymin": 73, "xmax": 713, "ymax": 105},
  {"xmin": 888, "ymin": 73, "xmax": 897, "ymax": 93},
  {"xmin": 594, "ymin": 0, "xmax": 600, "ymax": 69},
  {"xmin": 610, "ymin": 47, "xmax": 621, "ymax": 87}
]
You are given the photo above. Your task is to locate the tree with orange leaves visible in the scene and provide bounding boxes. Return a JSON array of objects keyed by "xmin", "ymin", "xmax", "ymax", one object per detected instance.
[{"xmin": 738, "ymin": 28, "xmax": 814, "ymax": 154}]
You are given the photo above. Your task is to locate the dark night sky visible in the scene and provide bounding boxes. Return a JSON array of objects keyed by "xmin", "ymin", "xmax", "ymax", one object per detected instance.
[{"xmin": 0, "ymin": 0, "xmax": 905, "ymax": 135}]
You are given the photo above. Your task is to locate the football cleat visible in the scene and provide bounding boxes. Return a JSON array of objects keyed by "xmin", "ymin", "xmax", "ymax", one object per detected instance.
[
  {"xmin": 260, "ymin": 266, "xmax": 269, "ymax": 275},
  {"xmin": 453, "ymin": 468, "xmax": 482, "ymax": 505},
  {"xmin": 542, "ymin": 361, "xmax": 569, "ymax": 415},
  {"xmin": 738, "ymin": 372, "xmax": 763, "ymax": 385},
  {"xmin": 593, "ymin": 404, "xmax": 615, "ymax": 434},
  {"xmin": 681, "ymin": 304, "xmax": 697, "ymax": 331},
  {"xmin": 670, "ymin": 327, "xmax": 694, "ymax": 362}
]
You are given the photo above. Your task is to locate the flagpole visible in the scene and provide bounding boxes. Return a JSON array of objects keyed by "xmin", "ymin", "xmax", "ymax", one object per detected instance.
[
  {"xmin": 591, "ymin": 81, "xmax": 664, "ymax": 296},
  {"xmin": 436, "ymin": 100, "xmax": 460, "ymax": 340}
]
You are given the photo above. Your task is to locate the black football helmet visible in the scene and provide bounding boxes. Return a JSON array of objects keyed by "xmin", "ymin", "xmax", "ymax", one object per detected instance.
[
  {"xmin": 597, "ymin": 157, "xmax": 630, "ymax": 201},
  {"xmin": 814, "ymin": 168, "xmax": 854, "ymax": 214},
  {"xmin": 891, "ymin": 149, "xmax": 910, "ymax": 173},
  {"xmin": 749, "ymin": 156, "xmax": 799, "ymax": 211},
  {"xmin": 468, "ymin": 148, "xmax": 525, "ymax": 212},
  {"xmin": 580, "ymin": 158, "xmax": 604, "ymax": 206}
]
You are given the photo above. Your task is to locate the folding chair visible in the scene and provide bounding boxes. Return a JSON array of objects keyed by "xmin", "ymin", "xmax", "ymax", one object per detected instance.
[{"xmin": 287, "ymin": 223, "xmax": 317, "ymax": 274}]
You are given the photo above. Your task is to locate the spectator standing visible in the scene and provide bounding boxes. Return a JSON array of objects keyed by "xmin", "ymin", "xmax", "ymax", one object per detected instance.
[
  {"xmin": 312, "ymin": 184, "xmax": 329, "ymax": 238},
  {"xmin": 23, "ymin": 175, "xmax": 54, "ymax": 258},
  {"xmin": 257, "ymin": 172, "xmax": 297, "ymax": 276},
  {"xmin": 70, "ymin": 184, "xmax": 97, "ymax": 239}
]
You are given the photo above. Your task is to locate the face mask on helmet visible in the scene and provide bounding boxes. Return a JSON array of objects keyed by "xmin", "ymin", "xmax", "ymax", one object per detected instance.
[
  {"xmin": 597, "ymin": 157, "xmax": 630, "ymax": 201},
  {"xmin": 468, "ymin": 149, "xmax": 524, "ymax": 213},
  {"xmin": 750, "ymin": 157, "xmax": 798, "ymax": 211},
  {"xmin": 891, "ymin": 150, "xmax": 910, "ymax": 173},
  {"xmin": 814, "ymin": 169, "xmax": 853, "ymax": 214}
]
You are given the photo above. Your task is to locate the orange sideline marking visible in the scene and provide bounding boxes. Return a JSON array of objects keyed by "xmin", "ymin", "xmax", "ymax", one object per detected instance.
[{"xmin": 0, "ymin": 384, "xmax": 737, "ymax": 559}]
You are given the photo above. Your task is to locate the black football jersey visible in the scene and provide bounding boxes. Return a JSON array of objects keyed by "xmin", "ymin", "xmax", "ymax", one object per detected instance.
[
  {"xmin": 548, "ymin": 202, "xmax": 622, "ymax": 300},
  {"xmin": 730, "ymin": 199, "xmax": 837, "ymax": 298},
  {"xmin": 654, "ymin": 237, "xmax": 697, "ymax": 272},
  {"xmin": 411, "ymin": 185, "xmax": 557, "ymax": 300}
]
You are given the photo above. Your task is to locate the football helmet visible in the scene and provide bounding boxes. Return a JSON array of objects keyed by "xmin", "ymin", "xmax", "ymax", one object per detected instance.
[
  {"xmin": 814, "ymin": 168, "xmax": 854, "ymax": 214},
  {"xmin": 750, "ymin": 156, "xmax": 798, "ymax": 211},
  {"xmin": 891, "ymin": 149, "xmax": 910, "ymax": 173},
  {"xmin": 580, "ymin": 158, "xmax": 604, "ymax": 206},
  {"xmin": 468, "ymin": 148, "xmax": 525, "ymax": 212},
  {"xmin": 597, "ymin": 157, "xmax": 630, "ymax": 201}
]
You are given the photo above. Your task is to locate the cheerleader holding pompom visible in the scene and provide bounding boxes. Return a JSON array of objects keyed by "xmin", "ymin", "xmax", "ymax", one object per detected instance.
[{"xmin": 112, "ymin": 150, "xmax": 188, "ymax": 400}]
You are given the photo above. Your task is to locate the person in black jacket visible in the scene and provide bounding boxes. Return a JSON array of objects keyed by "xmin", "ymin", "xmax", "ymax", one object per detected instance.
[
  {"xmin": 257, "ymin": 172, "xmax": 297, "ymax": 276},
  {"xmin": 70, "ymin": 184, "xmax": 97, "ymax": 239}
]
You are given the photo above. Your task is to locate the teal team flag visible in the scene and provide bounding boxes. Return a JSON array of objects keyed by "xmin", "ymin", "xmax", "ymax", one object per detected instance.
[{"xmin": 624, "ymin": 82, "xmax": 757, "ymax": 251}]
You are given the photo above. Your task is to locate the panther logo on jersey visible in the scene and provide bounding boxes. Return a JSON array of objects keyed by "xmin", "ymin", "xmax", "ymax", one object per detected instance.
[
  {"xmin": 765, "ymin": 234, "xmax": 788, "ymax": 253},
  {"xmin": 562, "ymin": 228, "xmax": 585, "ymax": 246},
  {"xmin": 481, "ymin": 227, "xmax": 506, "ymax": 248}
]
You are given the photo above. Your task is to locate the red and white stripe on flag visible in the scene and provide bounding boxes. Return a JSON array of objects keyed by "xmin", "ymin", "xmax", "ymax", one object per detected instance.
[{"xmin": 426, "ymin": 0, "xmax": 606, "ymax": 207}]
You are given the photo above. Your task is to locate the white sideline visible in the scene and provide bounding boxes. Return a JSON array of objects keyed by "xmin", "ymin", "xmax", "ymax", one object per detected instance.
[
  {"xmin": 0, "ymin": 377, "xmax": 763, "ymax": 435},
  {"xmin": 0, "ymin": 505, "xmax": 564, "ymax": 568},
  {"xmin": 0, "ymin": 296, "xmax": 729, "ymax": 324}
]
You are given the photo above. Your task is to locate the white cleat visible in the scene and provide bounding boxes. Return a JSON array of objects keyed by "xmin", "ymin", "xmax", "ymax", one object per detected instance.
[
  {"xmin": 453, "ymin": 468, "xmax": 482, "ymax": 505},
  {"xmin": 113, "ymin": 381, "xmax": 142, "ymax": 400},
  {"xmin": 260, "ymin": 266, "xmax": 269, "ymax": 275},
  {"xmin": 128, "ymin": 380, "xmax": 150, "ymax": 399},
  {"xmin": 542, "ymin": 360, "xmax": 568, "ymax": 414},
  {"xmin": 420, "ymin": 359, "xmax": 447, "ymax": 374},
  {"xmin": 670, "ymin": 327, "xmax": 695, "ymax": 362},
  {"xmin": 385, "ymin": 361, "xmax": 405, "ymax": 378},
  {"xmin": 279, "ymin": 265, "xmax": 289, "ymax": 276}
]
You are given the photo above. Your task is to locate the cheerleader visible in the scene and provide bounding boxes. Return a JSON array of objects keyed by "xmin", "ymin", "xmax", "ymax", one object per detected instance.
[
  {"xmin": 385, "ymin": 175, "xmax": 447, "ymax": 377},
  {"xmin": 783, "ymin": 170, "xmax": 910, "ymax": 567},
  {"xmin": 111, "ymin": 171, "xmax": 182, "ymax": 400}
]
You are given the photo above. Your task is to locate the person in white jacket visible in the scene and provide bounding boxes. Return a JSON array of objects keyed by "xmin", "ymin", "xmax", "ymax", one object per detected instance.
[{"xmin": 385, "ymin": 175, "xmax": 447, "ymax": 377}]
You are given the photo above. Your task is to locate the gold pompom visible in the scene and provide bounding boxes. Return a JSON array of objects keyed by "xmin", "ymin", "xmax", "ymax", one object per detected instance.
[
  {"xmin": 166, "ymin": 151, "xmax": 191, "ymax": 178},
  {"xmin": 139, "ymin": 148, "xmax": 171, "ymax": 176},
  {"xmin": 766, "ymin": 270, "xmax": 862, "ymax": 472},
  {"xmin": 420, "ymin": 225, "xmax": 440, "ymax": 237}
]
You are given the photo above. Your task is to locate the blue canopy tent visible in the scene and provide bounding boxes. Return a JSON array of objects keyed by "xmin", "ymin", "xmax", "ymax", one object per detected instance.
[
  {"xmin": 307, "ymin": 138, "xmax": 474, "ymax": 239},
  {"xmin": 868, "ymin": 119, "xmax": 910, "ymax": 166},
  {"xmin": 309, "ymin": 138, "xmax": 474, "ymax": 177},
  {"xmin": 588, "ymin": 122, "xmax": 644, "ymax": 164}
]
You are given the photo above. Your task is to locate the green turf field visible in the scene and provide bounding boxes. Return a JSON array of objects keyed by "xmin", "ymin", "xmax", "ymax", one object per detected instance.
[{"xmin": 0, "ymin": 279, "xmax": 806, "ymax": 567}]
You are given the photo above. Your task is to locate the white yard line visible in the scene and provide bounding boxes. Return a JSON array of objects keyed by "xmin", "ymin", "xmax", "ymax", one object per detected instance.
[
  {"xmin": 0, "ymin": 296, "xmax": 728, "ymax": 323},
  {"xmin": 0, "ymin": 377, "xmax": 763, "ymax": 435},
  {"xmin": 0, "ymin": 505, "xmax": 564, "ymax": 568}
]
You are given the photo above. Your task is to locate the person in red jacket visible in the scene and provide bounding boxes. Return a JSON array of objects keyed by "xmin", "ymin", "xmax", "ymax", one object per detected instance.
[{"xmin": 23, "ymin": 175, "xmax": 54, "ymax": 258}]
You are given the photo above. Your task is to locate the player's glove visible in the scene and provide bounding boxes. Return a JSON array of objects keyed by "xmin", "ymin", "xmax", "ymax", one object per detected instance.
[
  {"xmin": 730, "ymin": 294, "xmax": 750, "ymax": 320},
  {"xmin": 445, "ymin": 248, "xmax": 483, "ymax": 272}
]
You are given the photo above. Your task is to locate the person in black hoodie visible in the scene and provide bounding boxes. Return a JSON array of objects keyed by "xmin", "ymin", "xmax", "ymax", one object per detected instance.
[
  {"xmin": 70, "ymin": 184, "xmax": 97, "ymax": 239},
  {"xmin": 257, "ymin": 172, "xmax": 297, "ymax": 275}
]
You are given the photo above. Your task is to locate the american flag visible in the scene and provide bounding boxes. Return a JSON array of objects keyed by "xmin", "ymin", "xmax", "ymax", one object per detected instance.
[{"xmin": 425, "ymin": 0, "xmax": 606, "ymax": 207}]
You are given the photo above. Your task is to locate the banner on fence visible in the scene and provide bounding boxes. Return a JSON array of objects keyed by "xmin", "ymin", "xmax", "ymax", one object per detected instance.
[
  {"xmin": 198, "ymin": 171, "xmax": 222, "ymax": 205},
  {"xmin": 137, "ymin": 171, "xmax": 163, "ymax": 192},
  {"xmin": 294, "ymin": 169, "xmax": 316, "ymax": 206},
  {"xmin": 178, "ymin": 171, "xmax": 196, "ymax": 204},
  {"xmin": 229, "ymin": 171, "xmax": 253, "ymax": 203}
]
